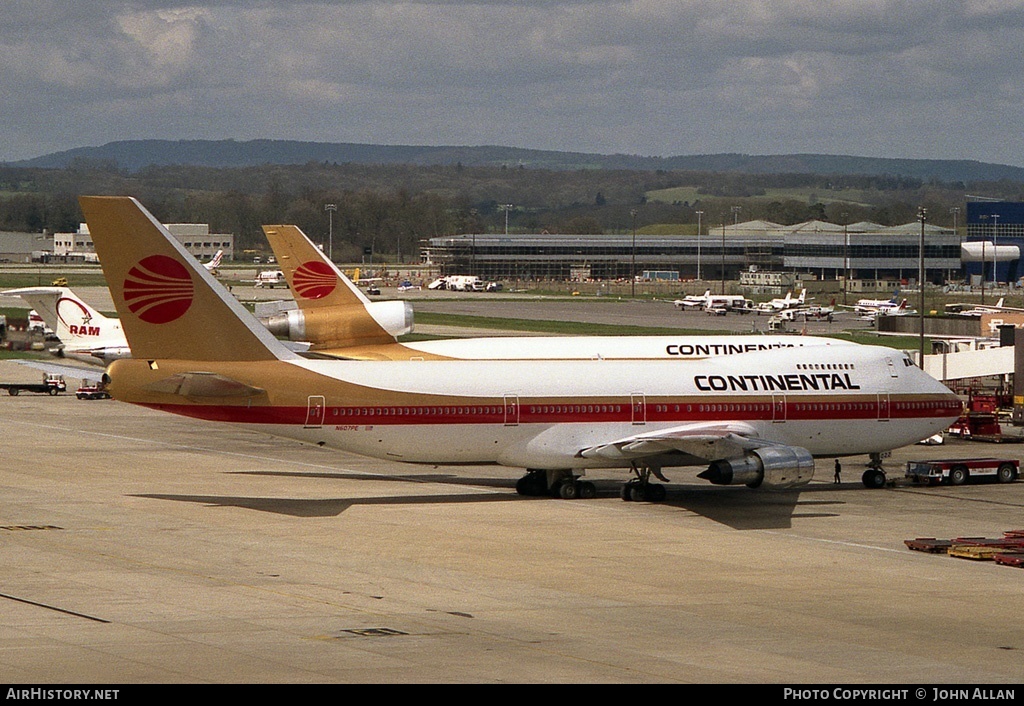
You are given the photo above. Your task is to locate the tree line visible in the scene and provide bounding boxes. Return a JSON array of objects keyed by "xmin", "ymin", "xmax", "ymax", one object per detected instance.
[{"xmin": 0, "ymin": 162, "xmax": 1022, "ymax": 261}]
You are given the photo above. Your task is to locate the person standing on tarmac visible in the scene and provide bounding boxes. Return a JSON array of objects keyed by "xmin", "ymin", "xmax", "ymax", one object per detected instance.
[{"xmin": 834, "ymin": 459, "xmax": 842, "ymax": 484}]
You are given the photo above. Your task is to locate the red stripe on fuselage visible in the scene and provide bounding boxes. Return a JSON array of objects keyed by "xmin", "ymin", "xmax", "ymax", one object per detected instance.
[{"xmin": 139, "ymin": 396, "xmax": 962, "ymax": 426}]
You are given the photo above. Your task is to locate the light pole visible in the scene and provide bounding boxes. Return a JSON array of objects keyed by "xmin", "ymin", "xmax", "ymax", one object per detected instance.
[
  {"xmin": 324, "ymin": 203, "xmax": 336, "ymax": 261},
  {"xmin": 500, "ymin": 204, "xmax": 513, "ymax": 235},
  {"xmin": 695, "ymin": 210, "xmax": 703, "ymax": 281},
  {"xmin": 992, "ymin": 213, "xmax": 1000, "ymax": 290},
  {"xmin": 918, "ymin": 207, "xmax": 927, "ymax": 367},
  {"xmin": 630, "ymin": 209, "xmax": 638, "ymax": 298},
  {"xmin": 950, "ymin": 206, "xmax": 961, "ymax": 280},
  {"xmin": 841, "ymin": 212, "xmax": 849, "ymax": 305},
  {"xmin": 721, "ymin": 221, "xmax": 726, "ymax": 295}
]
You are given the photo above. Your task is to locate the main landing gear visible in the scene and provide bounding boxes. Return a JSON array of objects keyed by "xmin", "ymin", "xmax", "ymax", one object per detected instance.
[
  {"xmin": 861, "ymin": 452, "xmax": 888, "ymax": 489},
  {"xmin": 620, "ymin": 462, "xmax": 669, "ymax": 502},
  {"xmin": 515, "ymin": 469, "xmax": 597, "ymax": 500},
  {"xmin": 515, "ymin": 463, "xmax": 671, "ymax": 502}
]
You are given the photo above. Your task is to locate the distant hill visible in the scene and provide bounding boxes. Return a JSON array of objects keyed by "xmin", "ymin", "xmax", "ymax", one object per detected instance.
[{"xmin": 8, "ymin": 139, "xmax": 1024, "ymax": 183}]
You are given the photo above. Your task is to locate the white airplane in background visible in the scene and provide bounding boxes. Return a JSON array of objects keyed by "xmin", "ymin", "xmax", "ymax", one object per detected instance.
[
  {"xmin": 842, "ymin": 292, "xmax": 915, "ymax": 320},
  {"xmin": 674, "ymin": 290, "xmax": 712, "ymax": 309},
  {"xmin": 871, "ymin": 299, "xmax": 915, "ymax": 317},
  {"xmin": 755, "ymin": 290, "xmax": 806, "ymax": 314},
  {"xmin": 2, "ymin": 287, "xmax": 130, "ymax": 365},
  {"xmin": 851, "ymin": 292, "xmax": 901, "ymax": 314},
  {"xmin": 673, "ymin": 291, "xmax": 751, "ymax": 313},
  {"xmin": 800, "ymin": 299, "xmax": 836, "ymax": 320},
  {"xmin": 261, "ymin": 224, "xmax": 849, "ymax": 361},
  {"xmin": 80, "ymin": 196, "xmax": 960, "ymax": 499},
  {"xmin": 203, "ymin": 250, "xmax": 224, "ymax": 274},
  {"xmin": 949, "ymin": 298, "xmax": 1024, "ymax": 317},
  {"xmin": 772, "ymin": 290, "xmax": 807, "ymax": 310}
]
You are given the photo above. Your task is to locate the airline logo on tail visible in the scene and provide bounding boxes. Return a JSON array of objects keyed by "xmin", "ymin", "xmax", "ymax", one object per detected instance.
[
  {"xmin": 124, "ymin": 255, "xmax": 195, "ymax": 324},
  {"xmin": 293, "ymin": 261, "xmax": 337, "ymax": 299},
  {"xmin": 56, "ymin": 297, "xmax": 100, "ymax": 336}
]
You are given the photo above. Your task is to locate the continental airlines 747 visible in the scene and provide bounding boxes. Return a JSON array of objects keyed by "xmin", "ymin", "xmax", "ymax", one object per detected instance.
[
  {"xmin": 81, "ymin": 197, "xmax": 962, "ymax": 499},
  {"xmin": 260, "ymin": 224, "xmax": 844, "ymax": 362}
]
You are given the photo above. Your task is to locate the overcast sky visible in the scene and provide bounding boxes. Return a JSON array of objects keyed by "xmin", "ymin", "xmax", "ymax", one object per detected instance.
[{"xmin": 3, "ymin": 1, "xmax": 1024, "ymax": 166}]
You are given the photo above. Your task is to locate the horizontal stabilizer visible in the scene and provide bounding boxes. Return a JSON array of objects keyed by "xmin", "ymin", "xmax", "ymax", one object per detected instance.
[{"xmin": 143, "ymin": 372, "xmax": 266, "ymax": 398}]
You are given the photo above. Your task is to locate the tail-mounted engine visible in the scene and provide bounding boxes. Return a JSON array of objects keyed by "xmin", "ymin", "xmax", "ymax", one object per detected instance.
[
  {"xmin": 261, "ymin": 301, "xmax": 413, "ymax": 344},
  {"xmin": 698, "ymin": 445, "xmax": 815, "ymax": 489}
]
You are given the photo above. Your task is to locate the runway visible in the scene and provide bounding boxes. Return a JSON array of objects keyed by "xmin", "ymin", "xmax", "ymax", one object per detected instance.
[{"xmin": 0, "ymin": 359, "xmax": 1022, "ymax": 683}]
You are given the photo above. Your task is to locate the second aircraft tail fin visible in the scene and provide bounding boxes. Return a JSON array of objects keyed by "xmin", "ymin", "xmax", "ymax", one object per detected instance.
[{"xmin": 261, "ymin": 224, "xmax": 412, "ymax": 348}]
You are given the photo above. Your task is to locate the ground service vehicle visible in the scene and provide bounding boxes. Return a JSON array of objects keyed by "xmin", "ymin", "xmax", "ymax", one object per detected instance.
[
  {"xmin": 0, "ymin": 374, "xmax": 66, "ymax": 396},
  {"xmin": 76, "ymin": 380, "xmax": 112, "ymax": 400},
  {"xmin": 906, "ymin": 458, "xmax": 1019, "ymax": 486},
  {"xmin": 254, "ymin": 270, "xmax": 287, "ymax": 288}
]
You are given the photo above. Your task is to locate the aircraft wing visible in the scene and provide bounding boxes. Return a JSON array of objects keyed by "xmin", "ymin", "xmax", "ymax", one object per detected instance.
[
  {"xmin": 579, "ymin": 422, "xmax": 772, "ymax": 462},
  {"xmin": 12, "ymin": 359, "xmax": 103, "ymax": 381}
]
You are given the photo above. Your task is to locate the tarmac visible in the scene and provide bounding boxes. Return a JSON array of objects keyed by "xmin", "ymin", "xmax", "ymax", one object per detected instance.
[{"xmin": 1, "ymin": 356, "xmax": 1023, "ymax": 684}]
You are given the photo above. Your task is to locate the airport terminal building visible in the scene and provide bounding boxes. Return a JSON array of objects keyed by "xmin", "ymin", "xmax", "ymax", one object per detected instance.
[
  {"xmin": 965, "ymin": 201, "xmax": 1024, "ymax": 285},
  {"xmin": 424, "ymin": 219, "xmax": 962, "ymax": 284}
]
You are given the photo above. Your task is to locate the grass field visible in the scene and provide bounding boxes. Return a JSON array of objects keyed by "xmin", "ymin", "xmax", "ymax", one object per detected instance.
[{"xmin": 645, "ymin": 185, "xmax": 876, "ymax": 208}]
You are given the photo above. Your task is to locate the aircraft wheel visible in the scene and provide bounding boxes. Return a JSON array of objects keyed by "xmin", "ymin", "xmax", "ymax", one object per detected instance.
[
  {"xmin": 861, "ymin": 469, "xmax": 886, "ymax": 489},
  {"xmin": 558, "ymin": 480, "xmax": 579, "ymax": 500},
  {"xmin": 577, "ymin": 481, "xmax": 597, "ymax": 499},
  {"xmin": 8, "ymin": 389, "xmax": 18, "ymax": 396},
  {"xmin": 620, "ymin": 482, "xmax": 635, "ymax": 501}
]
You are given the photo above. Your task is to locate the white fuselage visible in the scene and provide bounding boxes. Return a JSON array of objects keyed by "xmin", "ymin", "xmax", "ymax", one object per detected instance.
[
  {"xmin": 401, "ymin": 334, "xmax": 855, "ymax": 360},
  {"xmin": 147, "ymin": 345, "xmax": 961, "ymax": 471}
]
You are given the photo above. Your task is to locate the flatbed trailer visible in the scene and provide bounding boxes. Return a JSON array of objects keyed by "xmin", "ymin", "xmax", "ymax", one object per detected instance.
[
  {"xmin": 905, "ymin": 457, "xmax": 1019, "ymax": 486},
  {"xmin": 906, "ymin": 532, "xmax": 1024, "ymax": 561},
  {"xmin": 0, "ymin": 375, "xmax": 66, "ymax": 396}
]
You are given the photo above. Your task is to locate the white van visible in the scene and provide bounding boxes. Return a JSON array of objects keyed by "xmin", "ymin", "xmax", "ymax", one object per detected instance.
[{"xmin": 254, "ymin": 270, "xmax": 287, "ymax": 288}]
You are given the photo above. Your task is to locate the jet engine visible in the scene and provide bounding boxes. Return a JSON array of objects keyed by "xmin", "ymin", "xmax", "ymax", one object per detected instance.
[
  {"xmin": 697, "ymin": 445, "xmax": 815, "ymax": 489},
  {"xmin": 261, "ymin": 301, "xmax": 414, "ymax": 343}
]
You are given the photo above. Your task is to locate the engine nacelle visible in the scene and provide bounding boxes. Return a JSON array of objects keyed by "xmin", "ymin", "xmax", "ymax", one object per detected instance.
[
  {"xmin": 260, "ymin": 301, "xmax": 414, "ymax": 343},
  {"xmin": 261, "ymin": 308, "xmax": 307, "ymax": 341},
  {"xmin": 698, "ymin": 446, "xmax": 815, "ymax": 489},
  {"xmin": 365, "ymin": 300, "xmax": 415, "ymax": 338}
]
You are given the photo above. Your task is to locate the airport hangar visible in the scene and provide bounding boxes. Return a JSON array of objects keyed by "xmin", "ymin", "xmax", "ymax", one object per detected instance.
[
  {"xmin": 423, "ymin": 218, "xmax": 969, "ymax": 286},
  {"xmin": 0, "ymin": 222, "xmax": 235, "ymax": 264}
]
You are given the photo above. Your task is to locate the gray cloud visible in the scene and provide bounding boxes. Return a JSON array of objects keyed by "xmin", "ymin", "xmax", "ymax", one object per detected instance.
[{"xmin": 2, "ymin": 1, "xmax": 1023, "ymax": 166}]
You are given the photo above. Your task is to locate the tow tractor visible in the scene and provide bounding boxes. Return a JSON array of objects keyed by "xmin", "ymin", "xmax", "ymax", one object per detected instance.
[
  {"xmin": 905, "ymin": 458, "xmax": 1019, "ymax": 486},
  {"xmin": 76, "ymin": 379, "xmax": 112, "ymax": 400},
  {"xmin": 0, "ymin": 374, "xmax": 66, "ymax": 396}
]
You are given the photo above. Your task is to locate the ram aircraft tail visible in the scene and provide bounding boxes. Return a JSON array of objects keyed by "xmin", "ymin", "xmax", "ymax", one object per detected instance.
[{"xmin": 1, "ymin": 286, "xmax": 130, "ymax": 365}]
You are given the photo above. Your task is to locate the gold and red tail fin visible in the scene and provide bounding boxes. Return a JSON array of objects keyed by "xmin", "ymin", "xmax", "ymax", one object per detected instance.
[
  {"xmin": 261, "ymin": 225, "xmax": 411, "ymax": 348},
  {"xmin": 262, "ymin": 225, "xmax": 371, "ymax": 310},
  {"xmin": 80, "ymin": 196, "xmax": 294, "ymax": 362}
]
